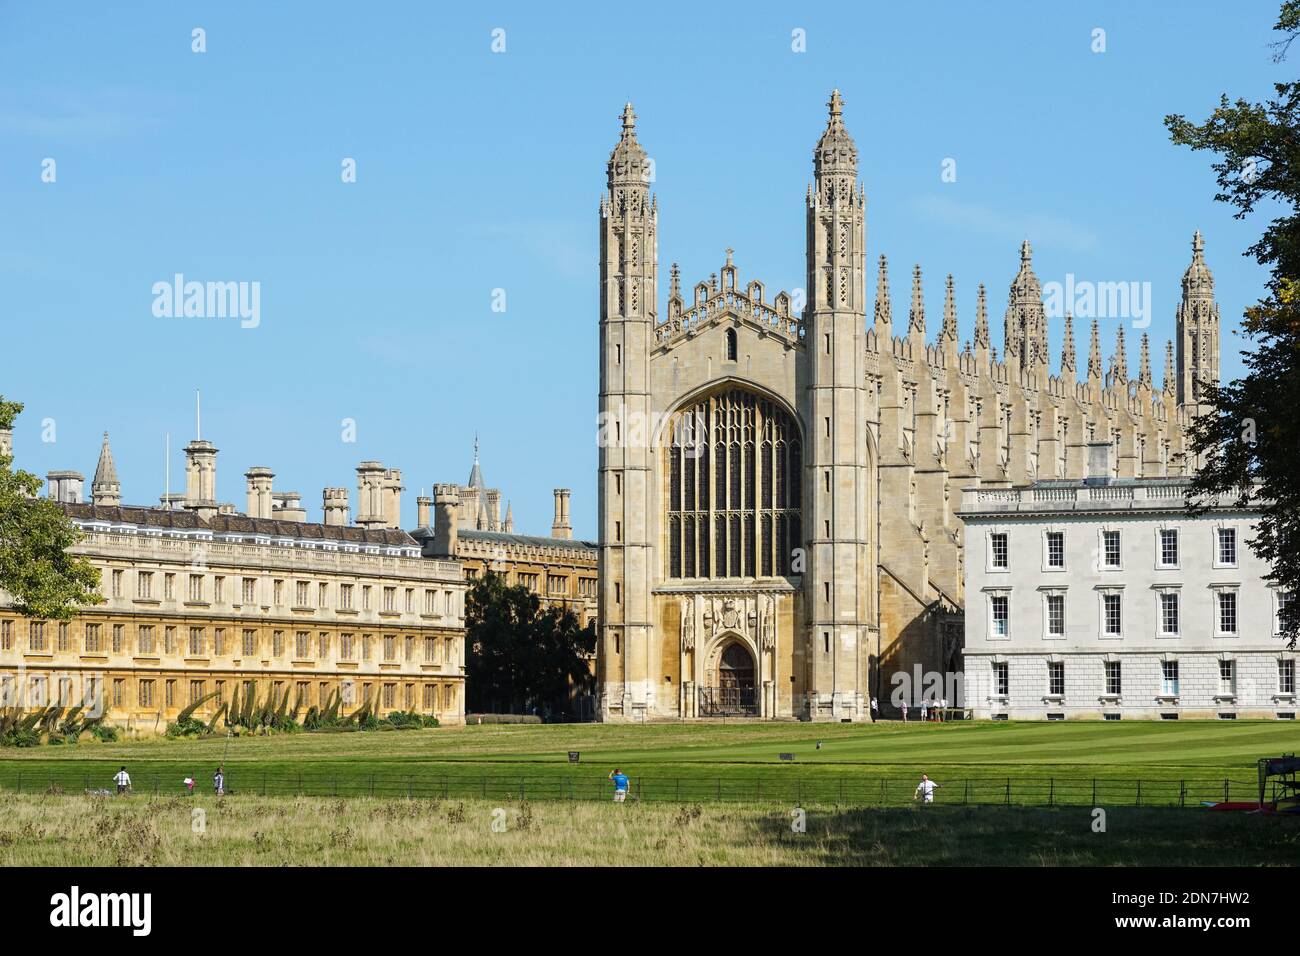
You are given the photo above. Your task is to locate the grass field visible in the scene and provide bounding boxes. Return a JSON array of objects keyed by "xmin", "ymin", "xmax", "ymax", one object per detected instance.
[
  {"xmin": 2, "ymin": 792, "xmax": 1298, "ymax": 866},
  {"xmin": 1, "ymin": 720, "xmax": 1296, "ymax": 807}
]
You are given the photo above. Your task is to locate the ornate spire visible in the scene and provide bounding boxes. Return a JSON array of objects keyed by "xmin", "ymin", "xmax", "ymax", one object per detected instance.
[
  {"xmin": 1111, "ymin": 325, "xmax": 1128, "ymax": 384},
  {"xmin": 1163, "ymin": 340, "xmax": 1176, "ymax": 396},
  {"xmin": 873, "ymin": 255, "xmax": 891, "ymax": 330},
  {"xmin": 1138, "ymin": 332, "xmax": 1152, "ymax": 388},
  {"xmin": 813, "ymin": 89, "xmax": 858, "ymax": 206},
  {"xmin": 91, "ymin": 431, "xmax": 121, "ymax": 506},
  {"xmin": 908, "ymin": 264, "xmax": 925, "ymax": 337},
  {"xmin": 1182, "ymin": 229, "xmax": 1214, "ymax": 295},
  {"xmin": 1005, "ymin": 239, "xmax": 1047, "ymax": 367},
  {"xmin": 503, "ymin": 501, "xmax": 514, "ymax": 534},
  {"xmin": 941, "ymin": 274, "xmax": 958, "ymax": 343},
  {"xmin": 606, "ymin": 101, "xmax": 650, "ymax": 190},
  {"xmin": 1177, "ymin": 229, "xmax": 1220, "ymax": 406},
  {"xmin": 1061, "ymin": 313, "xmax": 1076, "ymax": 375},
  {"xmin": 669, "ymin": 262, "xmax": 681, "ymax": 302},
  {"xmin": 974, "ymin": 283, "xmax": 989, "ymax": 349},
  {"xmin": 1087, "ymin": 319, "xmax": 1102, "ymax": 380}
]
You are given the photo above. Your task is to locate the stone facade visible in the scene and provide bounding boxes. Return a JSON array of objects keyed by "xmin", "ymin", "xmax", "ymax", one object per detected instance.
[
  {"xmin": 596, "ymin": 92, "xmax": 1217, "ymax": 721},
  {"xmin": 0, "ymin": 430, "xmax": 467, "ymax": 734},
  {"xmin": 960, "ymin": 445, "xmax": 1293, "ymax": 719}
]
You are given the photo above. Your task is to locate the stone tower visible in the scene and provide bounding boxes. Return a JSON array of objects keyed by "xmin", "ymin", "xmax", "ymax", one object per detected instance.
[
  {"xmin": 1176, "ymin": 230, "xmax": 1220, "ymax": 410},
  {"xmin": 598, "ymin": 102, "xmax": 657, "ymax": 720},
  {"xmin": 245, "ymin": 467, "xmax": 274, "ymax": 519},
  {"xmin": 801, "ymin": 90, "xmax": 873, "ymax": 720},
  {"xmin": 183, "ymin": 439, "xmax": 218, "ymax": 519}
]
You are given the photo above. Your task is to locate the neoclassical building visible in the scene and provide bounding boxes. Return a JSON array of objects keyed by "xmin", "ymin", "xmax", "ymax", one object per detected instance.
[
  {"xmin": 0, "ymin": 428, "xmax": 467, "ymax": 733},
  {"xmin": 596, "ymin": 92, "xmax": 1218, "ymax": 721}
]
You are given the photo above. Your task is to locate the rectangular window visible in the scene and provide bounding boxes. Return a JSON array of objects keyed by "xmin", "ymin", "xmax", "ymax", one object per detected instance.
[
  {"xmin": 0, "ymin": 619, "xmax": 11, "ymax": 651},
  {"xmin": 165, "ymin": 679, "xmax": 175, "ymax": 707},
  {"xmin": 137, "ymin": 571, "xmax": 153, "ymax": 599},
  {"xmin": 242, "ymin": 629, "xmax": 256, "ymax": 656},
  {"xmin": 383, "ymin": 683, "xmax": 395, "ymax": 708},
  {"xmin": 1047, "ymin": 661, "xmax": 1064, "ymax": 697},
  {"xmin": 1218, "ymin": 528, "xmax": 1238, "ymax": 566},
  {"xmin": 1218, "ymin": 591, "xmax": 1238, "ymax": 635},
  {"xmin": 384, "ymin": 635, "xmax": 396, "ymax": 661},
  {"xmin": 424, "ymin": 636, "xmax": 436, "ymax": 662},
  {"xmin": 28, "ymin": 620, "xmax": 46, "ymax": 652},
  {"xmin": 214, "ymin": 576, "xmax": 225, "ymax": 603},
  {"xmin": 273, "ymin": 630, "xmax": 284, "ymax": 657},
  {"xmin": 1103, "ymin": 594, "xmax": 1122, "ymax": 636},
  {"xmin": 1280, "ymin": 659, "xmax": 1296, "ymax": 696},
  {"xmin": 188, "ymin": 627, "xmax": 204, "ymax": 656},
  {"xmin": 1105, "ymin": 661, "xmax": 1122, "ymax": 696},
  {"xmin": 138, "ymin": 679, "xmax": 155, "ymax": 708},
  {"xmin": 1161, "ymin": 660, "xmax": 1180, "ymax": 697},
  {"xmin": 1219, "ymin": 659, "xmax": 1237, "ymax": 696},
  {"xmin": 1045, "ymin": 531, "xmax": 1064, "ymax": 569},
  {"xmin": 341, "ymin": 584, "xmax": 354, "ymax": 610},
  {"xmin": 423, "ymin": 685, "xmax": 435, "ymax": 710},
  {"xmin": 341, "ymin": 633, "xmax": 354, "ymax": 659},
  {"xmin": 274, "ymin": 579, "xmax": 284, "ymax": 605},
  {"xmin": 1159, "ymin": 529, "xmax": 1179, "ymax": 567},
  {"xmin": 1046, "ymin": 594, "xmax": 1065, "ymax": 636},
  {"xmin": 319, "ymin": 632, "xmax": 330, "ymax": 659},
  {"xmin": 363, "ymin": 586, "xmax": 372, "ymax": 611},
  {"xmin": 85, "ymin": 623, "xmax": 101, "ymax": 653},
  {"xmin": 189, "ymin": 574, "xmax": 204, "ymax": 602},
  {"xmin": 296, "ymin": 581, "xmax": 310, "ymax": 607},
  {"xmin": 295, "ymin": 631, "xmax": 310, "ymax": 659},
  {"xmin": 990, "ymin": 532, "xmax": 1008, "ymax": 569},
  {"xmin": 1160, "ymin": 592, "xmax": 1179, "ymax": 635},
  {"xmin": 318, "ymin": 582, "xmax": 328, "ymax": 608},
  {"xmin": 242, "ymin": 577, "xmax": 257, "ymax": 604},
  {"xmin": 405, "ymin": 588, "xmax": 415, "ymax": 613},
  {"xmin": 111, "ymin": 624, "xmax": 124, "ymax": 653},
  {"xmin": 164, "ymin": 626, "xmax": 175, "ymax": 654},
  {"xmin": 383, "ymin": 587, "xmax": 396, "ymax": 612},
  {"xmin": 112, "ymin": 678, "xmax": 123, "ymax": 707},
  {"xmin": 990, "ymin": 595, "xmax": 1009, "ymax": 637},
  {"xmin": 57, "ymin": 622, "xmax": 69, "ymax": 652},
  {"xmin": 164, "ymin": 573, "xmax": 175, "ymax": 600},
  {"xmin": 213, "ymin": 628, "xmax": 225, "ymax": 656},
  {"xmin": 189, "ymin": 679, "xmax": 205, "ymax": 704},
  {"xmin": 111, "ymin": 570, "xmax": 123, "ymax": 598},
  {"xmin": 138, "ymin": 625, "xmax": 155, "ymax": 654},
  {"xmin": 993, "ymin": 661, "xmax": 1009, "ymax": 697},
  {"xmin": 1102, "ymin": 530, "xmax": 1121, "ymax": 568}
]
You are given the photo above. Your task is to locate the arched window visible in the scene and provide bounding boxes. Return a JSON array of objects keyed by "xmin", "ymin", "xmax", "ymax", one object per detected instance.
[
  {"xmin": 725, "ymin": 328, "xmax": 738, "ymax": 362},
  {"xmin": 664, "ymin": 388, "xmax": 802, "ymax": 580}
]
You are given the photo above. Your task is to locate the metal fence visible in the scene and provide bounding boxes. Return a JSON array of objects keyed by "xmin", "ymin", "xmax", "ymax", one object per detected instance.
[{"xmin": 0, "ymin": 767, "xmax": 1262, "ymax": 808}]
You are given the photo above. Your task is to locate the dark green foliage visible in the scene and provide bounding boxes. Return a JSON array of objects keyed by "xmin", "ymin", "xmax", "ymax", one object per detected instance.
[{"xmin": 465, "ymin": 571, "xmax": 596, "ymax": 718}]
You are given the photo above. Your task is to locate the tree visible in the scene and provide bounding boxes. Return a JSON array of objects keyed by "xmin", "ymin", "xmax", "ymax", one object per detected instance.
[
  {"xmin": 0, "ymin": 396, "xmax": 103, "ymax": 619},
  {"xmin": 464, "ymin": 571, "xmax": 596, "ymax": 717},
  {"xmin": 1165, "ymin": 2, "xmax": 1300, "ymax": 644}
]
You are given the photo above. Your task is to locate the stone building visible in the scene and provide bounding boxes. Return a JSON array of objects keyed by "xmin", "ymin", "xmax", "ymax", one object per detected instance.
[
  {"xmin": 961, "ymin": 443, "xmax": 1291, "ymax": 720},
  {"xmin": 0, "ymin": 428, "xmax": 466, "ymax": 733},
  {"xmin": 596, "ymin": 92, "xmax": 1217, "ymax": 721}
]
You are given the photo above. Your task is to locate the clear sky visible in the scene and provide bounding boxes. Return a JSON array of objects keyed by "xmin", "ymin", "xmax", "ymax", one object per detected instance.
[{"xmin": 0, "ymin": 1, "xmax": 1287, "ymax": 538}]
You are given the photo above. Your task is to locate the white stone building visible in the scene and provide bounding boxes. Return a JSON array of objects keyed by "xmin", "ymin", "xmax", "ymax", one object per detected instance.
[{"xmin": 960, "ymin": 443, "xmax": 1294, "ymax": 720}]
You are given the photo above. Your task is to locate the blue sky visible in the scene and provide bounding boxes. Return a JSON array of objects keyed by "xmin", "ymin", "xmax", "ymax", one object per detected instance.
[{"xmin": 0, "ymin": 1, "xmax": 1287, "ymax": 538}]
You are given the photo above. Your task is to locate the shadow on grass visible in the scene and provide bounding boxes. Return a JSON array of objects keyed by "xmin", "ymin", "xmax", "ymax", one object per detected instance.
[{"xmin": 748, "ymin": 805, "xmax": 1300, "ymax": 866}]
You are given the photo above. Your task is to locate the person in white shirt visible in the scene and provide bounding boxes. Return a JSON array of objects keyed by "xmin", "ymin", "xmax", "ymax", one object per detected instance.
[
  {"xmin": 919, "ymin": 701, "xmax": 928, "ymax": 722},
  {"xmin": 870, "ymin": 697, "xmax": 879, "ymax": 722},
  {"xmin": 900, "ymin": 701, "xmax": 909, "ymax": 722},
  {"xmin": 913, "ymin": 774, "xmax": 939, "ymax": 804},
  {"xmin": 939, "ymin": 696, "xmax": 947, "ymax": 722},
  {"xmin": 113, "ymin": 766, "xmax": 131, "ymax": 795}
]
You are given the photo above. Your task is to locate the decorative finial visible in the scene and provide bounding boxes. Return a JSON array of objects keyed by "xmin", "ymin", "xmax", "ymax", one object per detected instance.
[
  {"xmin": 828, "ymin": 89, "xmax": 843, "ymax": 118},
  {"xmin": 1020, "ymin": 239, "xmax": 1032, "ymax": 264},
  {"xmin": 621, "ymin": 102, "xmax": 636, "ymax": 132},
  {"xmin": 1192, "ymin": 229, "xmax": 1204, "ymax": 253},
  {"xmin": 725, "ymin": 247, "xmax": 734, "ymax": 267}
]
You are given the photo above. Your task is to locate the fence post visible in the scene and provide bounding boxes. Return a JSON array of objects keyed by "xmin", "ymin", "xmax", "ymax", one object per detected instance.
[
  {"xmin": 1179, "ymin": 780, "xmax": 1186, "ymax": 808},
  {"xmin": 1225, "ymin": 779, "xmax": 1230, "ymax": 803}
]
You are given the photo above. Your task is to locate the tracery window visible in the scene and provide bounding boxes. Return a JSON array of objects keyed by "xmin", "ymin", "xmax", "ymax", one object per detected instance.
[{"xmin": 665, "ymin": 388, "xmax": 801, "ymax": 579}]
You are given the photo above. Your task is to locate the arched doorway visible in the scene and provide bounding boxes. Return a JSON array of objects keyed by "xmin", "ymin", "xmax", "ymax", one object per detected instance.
[{"xmin": 700, "ymin": 640, "xmax": 757, "ymax": 716}]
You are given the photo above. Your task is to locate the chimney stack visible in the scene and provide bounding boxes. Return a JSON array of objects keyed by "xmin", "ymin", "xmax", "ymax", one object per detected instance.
[
  {"xmin": 382, "ymin": 468, "xmax": 404, "ymax": 529},
  {"xmin": 46, "ymin": 471, "xmax": 84, "ymax": 504},
  {"xmin": 271, "ymin": 491, "xmax": 307, "ymax": 522},
  {"xmin": 355, "ymin": 461, "xmax": 386, "ymax": 528},
  {"xmin": 551, "ymin": 488, "xmax": 573, "ymax": 539},
  {"xmin": 184, "ymin": 439, "xmax": 219, "ymax": 519},
  {"xmin": 417, "ymin": 494, "xmax": 432, "ymax": 528},
  {"xmin": 431, "ymin": 484, "xmax": 460, "ymax": 557},
  {"xmin": 323, "ymin": 487, "xmax": 349, "ymax": 526},
  {"xmin": 1085, "ymin": 440, "xmax": 1113, "ymax": 485},
  {"xmin": 244, "ymin": 466, "xmax": 274, "ymax": 519}
]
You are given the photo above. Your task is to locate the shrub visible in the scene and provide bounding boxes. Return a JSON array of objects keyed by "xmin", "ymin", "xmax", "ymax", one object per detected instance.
[
  {"xmin": 165, "ymin": 717, "xmax": 208, "ymax": 739},
  {"xmin": 90, "ymin": 724, "xmax": 119, "ymax": 743}
]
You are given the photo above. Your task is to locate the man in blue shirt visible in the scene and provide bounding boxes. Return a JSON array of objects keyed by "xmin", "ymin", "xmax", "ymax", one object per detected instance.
[{"xmin": 609, "ymin": 768, "xmax": 629, "ymax": 803}]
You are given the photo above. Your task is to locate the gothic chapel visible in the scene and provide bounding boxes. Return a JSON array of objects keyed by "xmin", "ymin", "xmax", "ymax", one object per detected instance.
[{"xmin": 596, "ymin": 92, "xmax": 1218, "ymax": 721}]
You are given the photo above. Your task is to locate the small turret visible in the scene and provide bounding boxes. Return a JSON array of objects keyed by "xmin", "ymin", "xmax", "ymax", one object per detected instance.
[{"xmin": 92, "ymin": 432, "xmax": 121, "ymax": 506}]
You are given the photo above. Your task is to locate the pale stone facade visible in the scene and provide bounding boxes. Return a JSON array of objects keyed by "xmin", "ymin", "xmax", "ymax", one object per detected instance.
[
  {"xmin": 0, "ymin": 430, "xmax": 467, "ymax": 733},
  {"xmin": 596, "ymin": 92, "xmax": 1218, "ymax": 721},
  {"xmin": 960, "ymin": 445, "xmax": 1293, "ymax": 720}
]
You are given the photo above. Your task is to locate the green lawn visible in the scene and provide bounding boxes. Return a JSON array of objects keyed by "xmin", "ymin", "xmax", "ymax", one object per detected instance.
[{"xmin": 2, "ymin": 720, "xmax": 1296, "ymax": 807}]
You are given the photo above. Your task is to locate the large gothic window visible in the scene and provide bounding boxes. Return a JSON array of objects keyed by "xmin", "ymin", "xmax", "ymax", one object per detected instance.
[{"xmin": 665, "ymin": 388, "xmax": 801, "ymax": 579}]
